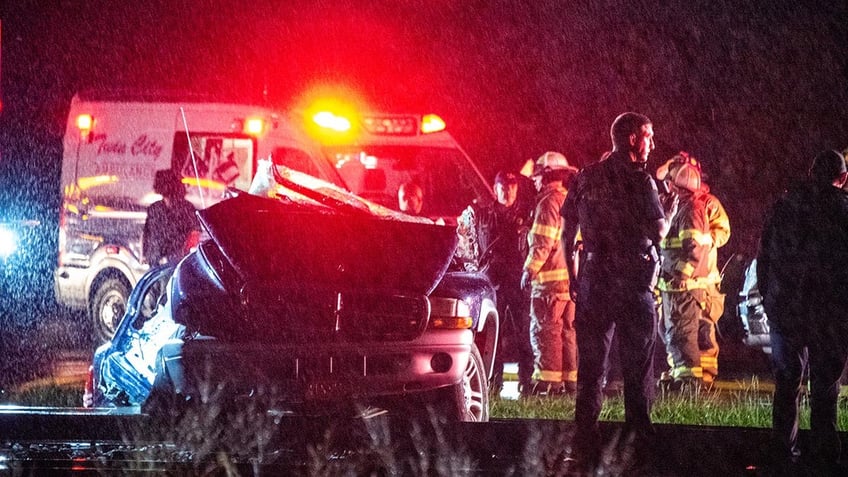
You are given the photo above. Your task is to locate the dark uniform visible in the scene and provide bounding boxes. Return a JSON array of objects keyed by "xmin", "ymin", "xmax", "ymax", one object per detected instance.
[
  {"xmin": 758, "ymin": 151, "xmax": 848, "ymax": 470},
  {"xmin": 560, "ymin": 150, "xmax": 665, "ymax": 455},
  {"xmin": 142, "ymin": 169, "xmax": 198, "ymax": 266},
  {"xmin": 476, "ymin": 196, "xmax": 534, "ymax": 393}
]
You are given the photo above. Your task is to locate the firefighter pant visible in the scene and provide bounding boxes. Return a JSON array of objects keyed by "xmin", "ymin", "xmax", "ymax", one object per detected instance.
[
  {"xmin": 530, "ymin": 294, "xmax": 577, "ymax": 384},
  {"xmin": 661, "ymin": 289, "xmax": 705, "ymax": 380},
  {"xmin": 492, "ymin": 283, "xmax": 534, "ymax": 391},
  {"xmin": 573, "ymin": 261, "xmax": 657, "ymax": 455},
  {"xmin": 770, "ymin": 327, "xmax": 848, "ymax": 465},
  {"xmin": 700, "ymin": 284, "xmax": 724, "ymax": 379}
]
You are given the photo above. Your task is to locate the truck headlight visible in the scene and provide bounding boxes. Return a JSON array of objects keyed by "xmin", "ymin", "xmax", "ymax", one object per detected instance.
[
  {"xmin": 0, "ymin": 225, "xmax": 18, "ymax": 259},
  {"xmin": 428, "ymin": 297, "xmax": 473, "ymax": 330}
]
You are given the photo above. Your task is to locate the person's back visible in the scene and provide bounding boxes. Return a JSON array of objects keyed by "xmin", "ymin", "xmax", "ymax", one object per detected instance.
[
  {"xmin": 758, "ymin": 149, "xmax": 848, "ymax": 472},
  {"xmin": 567, "ymin": 152, "xmax": 663, "ymax": 286},
  {"xmin": 143, "ymin": 170, "xmax": 198, "ymax": 266},
  {"xmin": 759, "ymin": 178, "xmax": 848, "ymax": 328}
]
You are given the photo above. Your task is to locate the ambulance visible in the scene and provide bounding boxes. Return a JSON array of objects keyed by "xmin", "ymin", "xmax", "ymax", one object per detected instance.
[
  {"xmin": 55, "ymin": 91, "xmax": 336, "ymax": 342},
  {"xmin": 55, "ymin": 90, "xmax": 493, "ymax": 343},
  {"xmin": 294, "ymin": 98, "xmax": 494, "ymax": 222}
]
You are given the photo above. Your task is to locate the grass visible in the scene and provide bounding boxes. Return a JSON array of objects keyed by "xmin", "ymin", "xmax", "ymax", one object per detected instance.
[
  {"xmin": 5, "ymin": 378, "xmax": 848, "ymax": 475},
  {"xmin": 491, "ymin": 377, "xmax": 848, "ymax": 431},
  {"xmin": 1, "ymin": 381, "xmax": 85, "ymax": 407},
  {"xmin": 5, "ymin": 378, "xmax": 848, "ymax": 432}
]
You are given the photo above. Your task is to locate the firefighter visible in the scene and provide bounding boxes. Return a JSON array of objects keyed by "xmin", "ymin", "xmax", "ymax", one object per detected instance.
[
  {"xmin": 520, "ymin": 151, "xmax": 578, "ymax": 396},
  {"xmin": 561, "ymin": 112, "xmax": 677, "ymax": 469},
  {"xmin": 476, "ymin": 171, "xmax": 535, "ymax": 396},
  {"xmin": 656, "ymin": 153, "xmax": 730, "ymax": 390}
]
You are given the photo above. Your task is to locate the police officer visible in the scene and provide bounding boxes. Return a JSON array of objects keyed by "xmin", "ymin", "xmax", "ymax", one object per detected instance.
[
  {"xmin": 521, "ymin": 152, "xmax": 578, "ymax": 396},
  {"xmin": 476, "ymin": 171, "xmax": 535, "ymax": 396},
  {"xmin": 561, "ymin": 113, "xmax": 677, "ymax": 469}
]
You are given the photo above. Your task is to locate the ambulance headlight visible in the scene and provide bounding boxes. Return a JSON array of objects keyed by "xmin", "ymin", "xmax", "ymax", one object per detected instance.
[{"xmin": 0, "ymin": 225, "xmax": 17, "ymax": 259}]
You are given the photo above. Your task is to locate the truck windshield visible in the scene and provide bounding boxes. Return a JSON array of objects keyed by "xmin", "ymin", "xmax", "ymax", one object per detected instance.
[{"xmin": 324, "ymin": 145, "xmax": 492, "ymax": 219}]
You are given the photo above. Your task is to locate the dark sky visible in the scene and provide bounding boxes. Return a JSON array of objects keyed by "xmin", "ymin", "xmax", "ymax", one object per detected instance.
[{"xmin": 2, "ymin": 0, "xmax": 847, "ymax": 256}]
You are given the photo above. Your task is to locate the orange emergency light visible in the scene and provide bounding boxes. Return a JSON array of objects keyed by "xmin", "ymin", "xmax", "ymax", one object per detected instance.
[
  {"xmin": 421, "ymin": 114, "xmax": 446, "ymax": 134},
  {"xmin": 312, "ymin": 111, "xmax": 352, "ymax": 132},
  {"xmin": 76, "ymin": 113, "xmax": 93, "ymax": 136}
]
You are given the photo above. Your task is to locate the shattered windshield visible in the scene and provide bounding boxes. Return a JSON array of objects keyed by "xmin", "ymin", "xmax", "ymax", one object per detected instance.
[
  {"xmin": 249, "ymin": 159, "xmax": 438, "ymax": 224},
  {"xmin": 325, "ymin": 145, "xmax": 492, "ymax": 218}
]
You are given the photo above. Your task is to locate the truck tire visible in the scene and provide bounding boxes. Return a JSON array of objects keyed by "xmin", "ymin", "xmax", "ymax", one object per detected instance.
[
  {"xmin": 459, "ymin": 343, "xmax": 489, "ymax": 422},
  {"xmin": 90, "ymin": 277, "xmax": 129, "ymax": 343},
  {"xmin": 427, "ymin": 343, "xmax": 489, "ymax": 422}
]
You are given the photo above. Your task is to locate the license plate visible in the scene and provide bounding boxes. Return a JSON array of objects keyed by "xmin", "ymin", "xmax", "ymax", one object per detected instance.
[{"xmin": 305, "ymin": 380, "xmax": 344, "ymax": 399}]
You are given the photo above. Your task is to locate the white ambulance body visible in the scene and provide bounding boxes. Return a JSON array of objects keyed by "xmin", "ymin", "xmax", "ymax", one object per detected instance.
[
  {"xmin": 55, "ymin": 91, "xmax": 336, "ymax": 342},
  {"xmin": 299, "ymin": 109, "xmax": 494, "ymax": 222}
]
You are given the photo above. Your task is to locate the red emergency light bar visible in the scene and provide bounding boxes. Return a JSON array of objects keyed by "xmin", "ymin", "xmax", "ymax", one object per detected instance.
[
  {"xmin": 362, "ymin": 115, "xmax": 418, "ymax": 135},
  {"xmin": 361, "ymin": 114, "xmax": 447, "ymax": 135},
  {"xmin": 309, "ymin": 107, "xmax": 447, "ymax": 138}
]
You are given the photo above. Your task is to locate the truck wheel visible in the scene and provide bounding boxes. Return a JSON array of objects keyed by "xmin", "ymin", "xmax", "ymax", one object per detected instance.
[
  {"xmin": 460, "ymin": 343, "xmax": 489, "ymax": 422},
  {"xmin": 428, "ymin": 343, "xmax": 490, "ymax": 422},
  {"xmin": 90, "ymin": 278, "xmax": 129, "ymax": 343}
]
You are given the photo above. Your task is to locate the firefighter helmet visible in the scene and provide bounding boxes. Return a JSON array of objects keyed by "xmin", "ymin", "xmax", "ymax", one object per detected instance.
[
  {"xmin": 532, "ymin": 151, "xmax": 575, "ymax": 176},
  {"xmin": 656, "ymin": 151, "xmax": 701, "ymax": 181},
  {"xmin": 669, "ymin": 161, "xmax": 701, "ymax": 192}
]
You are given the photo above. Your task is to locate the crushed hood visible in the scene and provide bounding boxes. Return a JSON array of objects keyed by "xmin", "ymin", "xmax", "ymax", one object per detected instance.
[{"xmin": 197, "ymin": 193, "xmax": 458, "ymax": 295}]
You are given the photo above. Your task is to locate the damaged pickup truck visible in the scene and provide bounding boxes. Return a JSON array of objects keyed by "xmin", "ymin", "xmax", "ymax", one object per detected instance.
[{"xmin": 84, "ymin": 164, "xmax": 498, "ymax": 422}]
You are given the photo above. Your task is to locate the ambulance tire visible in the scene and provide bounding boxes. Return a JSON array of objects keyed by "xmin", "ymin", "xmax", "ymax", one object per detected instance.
[{"xmin": 90, "ymin": 277, "xmax": 130, "ymax": 343}]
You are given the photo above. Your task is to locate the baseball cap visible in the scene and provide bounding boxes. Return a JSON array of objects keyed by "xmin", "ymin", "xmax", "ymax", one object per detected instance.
[{"xmin": 494, "ymin": 171, "xmax": 519, "ymax": 185}]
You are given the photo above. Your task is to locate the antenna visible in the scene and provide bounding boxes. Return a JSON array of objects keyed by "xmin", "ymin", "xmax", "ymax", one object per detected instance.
[{"xmin": 180, "ymin": 107, "xmax": 206, "ymax": 208}]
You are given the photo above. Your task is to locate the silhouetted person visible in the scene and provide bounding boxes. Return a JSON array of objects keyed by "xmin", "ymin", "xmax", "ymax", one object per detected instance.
[
  {"xmin": 476, "ymin": 171, "xmax": 534, "ymax": 396},
  {"xmin": 142, "ymin": 169, "xmax": 198, "ymax": 266},
  {"xmin": 758, "ymin": 149, "xmax": 848, "ymax": 474}
]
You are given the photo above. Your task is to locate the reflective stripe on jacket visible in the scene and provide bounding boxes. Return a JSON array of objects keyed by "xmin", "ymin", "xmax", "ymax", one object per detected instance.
[
  {"xmin": 658, "ymin": 189, "xmax": 723, "ymax": 292},
  {"xmin": 524, "ymin": 183, "xmax": 569, "ymax": 296}
]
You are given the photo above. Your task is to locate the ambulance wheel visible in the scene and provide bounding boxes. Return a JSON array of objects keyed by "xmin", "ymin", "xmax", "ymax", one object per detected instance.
[{"xmin": 90, "ymin": 277, "xmax": 129, "ymax": 343}]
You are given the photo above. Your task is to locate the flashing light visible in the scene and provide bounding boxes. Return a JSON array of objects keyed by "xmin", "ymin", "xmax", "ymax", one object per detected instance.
[
  {"xmin": 76, "ymin": 114, "xmax": 93, "ymax": 139},
  {"xmin": 313, "ymin": 111, "xmax": 352, "ymax": 132},
  {"xmin": 244, "ymin": 117, "xmax": 265, "ymax": 136},
  {"xmin": 0, "ymin": 225, "xmax": 17, "ymax": 259},
  {"xmin": 421, "ymin": 114, "xmax": 446, "ymax": 134}
]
